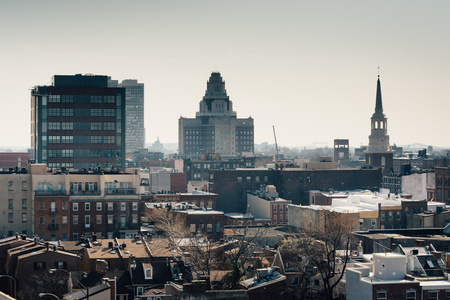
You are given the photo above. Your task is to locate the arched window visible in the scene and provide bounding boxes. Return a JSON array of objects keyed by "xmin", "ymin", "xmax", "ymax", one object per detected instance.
[{"xmin": 381, "ymin": 156, "xmax": 386, "ymax": 166}]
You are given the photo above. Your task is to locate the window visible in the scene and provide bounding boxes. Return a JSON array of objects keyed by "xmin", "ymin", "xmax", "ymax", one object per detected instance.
[
  {"xmin": 85, "ymin": 215, "xmax": 91, "ymax": 227},
  {"xmin": 73, "ymin": 215, "xmax": 78, "ymax": 225},
  {"xmin": 61, "ymin": 136, "xmax": 73, "ymax": 144},
  {"xmin": 389, "ymin": 211, "xmax": 393, "ymax": 220},
  {"xmin": 273, "ymin": 205, "xmax": 277, "ymax": 213},
  {"xmin": 62, "ymin": 216, "xmax": 68, "ymax": 224},
  {"xmin": 446, "ymin": 290, "xmax": 450, "ymax": 300},
  {"xmin": 190, "ymin": 224, "xmax": 196, "ymax": 233},
  {"xmin": 91, "ymin": 136, "xmax": 102, "ymax": 144},
  {"xmin": 376, "ymin": 291, "xmax": 387, "ymax": 300},
  {"xmin": 237, "ymin": 176, "xmax": 242, "ymax": 183},
  {"xmin": 132, "ymin": 202, "xmax": 138, "ymax": 211},
  {"xmin": 306, "ymin": 176, "xmax": 311, "ymax": 183},
  {"xmin": 61, "ymin": 122, "xmax": 73, "ymax": 130},
  {"xmin": 121, "ymin": 202, "xmax": 126, "ymax": 211},
  {"xmin": 73, "ymin": 233, "xmax": 79, "ymax": 241},
  {"xmin": 85, "ymin": 203, "xmax": 90, "ymax": 211},
  {"xmin": 97, "ymin": 202, "xmax": 102, "ymax": 211},
  {"xmin": 397, "ymin": 212, "xmax": 401, "ymax": 220},
  {"xmin": 61, "ymin": 109, "xmax": 73, "ymax": 116},
  {"xmin": 132, "ymin": 214, "xmax": 138, "ymax": 224},
  {"xmin": 108, "ymin": 202, "xmax": 113, "ymax": 210},
  {"xmin": 73, "ymin": 203, "xmax": 78, "ymax": 211},
  {"xmin": 406, "ymin": 290, "xmax": 416, "ymax": 300},
  {"xmin": 39, "ymin": 216, "xmax": 44, "ymax": 225},
  {"xmin": 428, "ymin": 291, "xmax": 438, "ymax": 300},
  {"xmin": 104, "ymin": 122, "xmax": 115, "ymax": 130},
  {"xmin": 255, "ymin": 176, "xmax": 260, "ymax": 183},
  {"xmin": 8, "ymin": 199, "xmax": 13, "ymax": 209},
  {"xmin": 107, "ymin": 215, "xmax": 113, "ymax": 224},
  {"xmin": 8, "ymin": 181, "xmax": 13, "ymax": 191},
  {"xmin": 22, "ymin": 181, "xmax": 27, "ymax": 191},
  {"xmin": 104, "ymin": 136, "xmax": 115, "ymax": 143},
  {"xmin": 48, "ymin": 122, "xmax": 60, "ymax": 130},
  {"xmin": 136, "ymin": 287, "xmax": 143, "ymax": 296},
  {"xmin": 103, "ymin": 109, "xmax": 115, "ymax": 116},
  {"xmin": 34, "ymin": 262, "xmax": 46, "ymax": 270},
  {"xmin": 62, "ymin": 149, "xmax": 73, "ymax": 157},
  {"xmin": 56, "ymin": 261, "xmax": 66, "ymax": 270},
  {"xmin": 8, "ymin": 213, "xmax": 13, "ymax": 223},
  {"xmin": 246, "ymin": 176, "xmax": 251, "ymax": 183},
  {"xmin": 96, "ymin": 215, "xmax": 102, "ymax": 224},
  {"xmin": 22, "ymin": 213, "xmax": 27, "ymax": 222},
  {"xmin": 381, "ymin": 211, "xmax": 385, "ymax": 221},
  {"xmin": 91, "ymin": 122, "xmax": 102, "ymax": 130},
  {"xmin": 48, "ymin": 108, "xmax": 60, "ymax": 116},
  {"xmin": 22, "ymin": 199, "xmax": 27, "ymax": 209},
  {"xmin": 62, "ymin": 202, "xmax": 67, "ymax": 210}
]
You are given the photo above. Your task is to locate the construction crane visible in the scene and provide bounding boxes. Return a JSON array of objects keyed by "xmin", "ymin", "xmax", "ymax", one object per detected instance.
[{"xmin": 272, "ymin": 125, "xmax": 279, "ymax": 160}]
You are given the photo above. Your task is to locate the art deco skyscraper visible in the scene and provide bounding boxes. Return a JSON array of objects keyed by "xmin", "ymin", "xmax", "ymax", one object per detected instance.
[{"xmin": 179, "ymin": 72, "xmax": 254, "ymax": 157}]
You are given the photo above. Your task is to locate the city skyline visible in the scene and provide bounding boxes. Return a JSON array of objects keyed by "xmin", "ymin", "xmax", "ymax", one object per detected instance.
[{"xmin": 1, "ymin": 1, "xmax": 449, "ymax": 150}]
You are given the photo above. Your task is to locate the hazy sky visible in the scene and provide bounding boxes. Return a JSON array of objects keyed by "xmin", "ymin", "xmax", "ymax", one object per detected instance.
[{"xmin": 1, "ymin": 0, "xmax": 449, "ymax": 150}]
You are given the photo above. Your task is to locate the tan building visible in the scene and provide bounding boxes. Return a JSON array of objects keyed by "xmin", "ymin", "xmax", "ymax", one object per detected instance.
[{"xmin": 0, "ymin": 172, "xmax": 33, "ymax": 237}]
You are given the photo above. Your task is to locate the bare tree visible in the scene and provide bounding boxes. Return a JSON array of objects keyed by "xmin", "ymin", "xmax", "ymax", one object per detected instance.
[
  {"xmin": 17, "ymin": 271, "xmax": 68, "ymax": 300},
  {"xmin": 279, "ymin": 210, "xmax": 357, "ymax": 299},
  {"xmin": 223, "ymin": 227, "xmax": 267, "ymax": 289}
]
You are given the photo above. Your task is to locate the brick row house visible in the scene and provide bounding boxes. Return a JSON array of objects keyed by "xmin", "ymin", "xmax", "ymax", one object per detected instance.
[{"xmin": 32, "ymin": 167, "xmax": 143, "ymax": 241}]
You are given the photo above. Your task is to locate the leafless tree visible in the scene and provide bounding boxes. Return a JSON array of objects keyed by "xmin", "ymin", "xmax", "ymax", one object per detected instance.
[
  {"xmin": 279, "ymin": 210, "xmax": 357, "ymax": 299},
  {"xmin": 17, "ymin": 271, "xmax": 68, "ymax": 300},
  {"xmin": 223, "ymin": 227, "xmax": 267, "ymax": 289}
]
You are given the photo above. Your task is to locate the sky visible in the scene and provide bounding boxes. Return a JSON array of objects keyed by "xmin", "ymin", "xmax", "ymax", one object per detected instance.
[{"xmin": 0, "ymin": 0, "xmax": 449, "ymax": 151}]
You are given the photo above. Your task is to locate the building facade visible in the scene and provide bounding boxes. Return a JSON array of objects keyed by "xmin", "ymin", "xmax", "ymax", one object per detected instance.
[
  {"xmin": 0, "ymin": 172, "xmax": 33, "ymax": 237},
  {"xmin": 365, "ymin": 76, "xmax": 394, "ymax": 175},
  {"xmin": 179, "ymin": 72, "xmax": 254, "ymax": 157},
  {"xmin": 31, "ymin": 74, "xmax": 126, "ymax": 170},
  {"xmin": 118, "ymin": 79, "xmax": 145, "ymax": 154}
]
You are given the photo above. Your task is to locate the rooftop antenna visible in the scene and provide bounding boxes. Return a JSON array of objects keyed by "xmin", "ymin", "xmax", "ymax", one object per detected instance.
[{"xmin": 378, "ymin": 66, "xmax": 380, "ymax": 78}]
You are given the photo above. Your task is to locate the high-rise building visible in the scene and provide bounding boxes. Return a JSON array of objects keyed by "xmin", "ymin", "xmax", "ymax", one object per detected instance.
[
  {"xmin": 365, "ymin": 75, "xmax": 394, "ymax": 175},
  {"xmin": 179, "ymin": 72, "xmax": 254, "ymax": 157},
  {"xmin": 118, "ymin": 79, "xmax": 145, "ymax": 153},
  {"xmin": 31, "ymin": 74, "xmax": 126, "ymax": 170}
]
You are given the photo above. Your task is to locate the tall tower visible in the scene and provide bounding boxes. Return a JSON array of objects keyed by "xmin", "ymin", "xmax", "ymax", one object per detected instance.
[
  {"xmin": 179, "ymin": 72, "xmax": 254, "ymax": 157},
  {"xmin": 31, "ymin": 74, "xmax": 126, "ymax": 170},
  {"xmin": 118, "ymin": 79, "xmax": 145, "ymax": 153},
  {"xmin": 365, "ymin": 75, "xmax": 394, "ymax": 175}
]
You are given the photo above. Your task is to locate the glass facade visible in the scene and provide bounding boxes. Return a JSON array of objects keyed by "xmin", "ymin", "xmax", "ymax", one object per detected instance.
[{"xmin": 31, "ymin": 75, "xmax": 126, "ymax": 170}]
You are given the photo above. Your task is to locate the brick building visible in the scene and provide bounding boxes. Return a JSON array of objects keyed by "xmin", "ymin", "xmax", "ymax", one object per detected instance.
[
  {"xmin": 435, "ymin": 167, "xmax": 450, "ymax": 204},
  {"xmin": 209, "ymin": 168, "xmax": 382, "ymax": 213}
]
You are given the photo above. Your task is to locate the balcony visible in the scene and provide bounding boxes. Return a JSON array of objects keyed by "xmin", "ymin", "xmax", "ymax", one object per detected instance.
[
  {"xmin": 70, "ymin": 190, "xmax": 101, "ymax": 196},
  {"xmin": 48, "ymin": 224, "xmax": 58, "ymax": 230},
  {"xmin": 35, "ymin": 190, "xmax": 67, "ymax": 196},
  {"xmin": 105, "ymin": 188, "xmax": 136, "ymax": 195},
  {"xmin": 49, "ymin": 208, "xmax": 57, "ymax": 214}
]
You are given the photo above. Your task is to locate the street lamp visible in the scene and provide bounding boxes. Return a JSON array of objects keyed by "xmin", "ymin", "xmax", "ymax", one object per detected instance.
[
  {"xmin": 39, "ymin": 292, "xmax": 59, "ymax": 299},
  {"xmin": 48, "ymin": 269, "xmax": 89, "ymax": 300},
  {"xmin": 0, "ymin": 275, "xmax": 16, "ymax": 299}
]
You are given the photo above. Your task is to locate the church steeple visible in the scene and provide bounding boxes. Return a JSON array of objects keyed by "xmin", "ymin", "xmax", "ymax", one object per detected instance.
[{"xmin": 372, "ymin": 75, "xmax": 385, "ymax": 118}]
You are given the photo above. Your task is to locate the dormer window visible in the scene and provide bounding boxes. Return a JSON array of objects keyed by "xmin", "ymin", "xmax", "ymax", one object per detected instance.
[{"xmin": 143, "ymin": 262, "xmax": 153, "ymax": 279}]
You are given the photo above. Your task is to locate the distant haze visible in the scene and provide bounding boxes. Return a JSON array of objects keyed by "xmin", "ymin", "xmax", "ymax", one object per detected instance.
[{"xmin": 0, "ymin": 1, "xmax": 449, "ymax": 149}]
